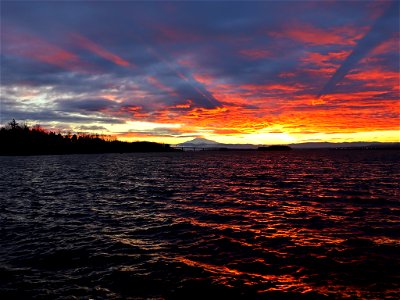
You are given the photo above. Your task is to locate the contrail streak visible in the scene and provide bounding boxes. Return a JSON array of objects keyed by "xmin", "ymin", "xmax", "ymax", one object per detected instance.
[
  {"xmin": 147, "ymin": 47, "xmax": 221, "ymax": 108},
  {"xmin": 318, "ymin": 1, "xmax": 399, "ymax": 98}
]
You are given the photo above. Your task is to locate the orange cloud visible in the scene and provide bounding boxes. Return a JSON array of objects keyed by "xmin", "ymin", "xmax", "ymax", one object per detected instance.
[
  {"xmin": 283, "ymin": 105, "xmax": 399, "ymax": 133},
  {"xmin": 240, "ymin": 83, "xmax": 304, "ymax": 93},
  {"xmin": 171, "ymin": 100, "xmax": 193, "ymax": 109},
  {"xmin": 148, "ymin": 86, "xmax": 399, "ymax": 138},
  {"xmin": 153, "ymin": 61, "xmax": 399, "ymax": 140},
  {"xmin": 111, "ymin": 88, "xmax": 399, "ymax": 142},
  {"xmin": 100, "ymin": 49, "xmax": 399, "ymax": 142},
  {"xmin": 239, "ymin": 83, "xmax": 304, "ymax": 97},
  {"xmin": 71, "ymin": 33, "xmax": 132, "ymax": 67},
  {"xmin": 347, "ymin": 68, "xmax": 399, "ymax": 88}
]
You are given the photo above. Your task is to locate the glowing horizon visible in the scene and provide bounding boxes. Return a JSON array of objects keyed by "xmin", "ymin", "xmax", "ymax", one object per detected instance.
[{"xmin": 1, "ymin": 1, "xmax": 399, "ymax": 145}]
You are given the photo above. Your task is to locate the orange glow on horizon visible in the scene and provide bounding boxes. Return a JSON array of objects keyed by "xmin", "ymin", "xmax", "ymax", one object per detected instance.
[{"xmin": 2, "ymin": 2, "xmax": 398, "ymax": 145}]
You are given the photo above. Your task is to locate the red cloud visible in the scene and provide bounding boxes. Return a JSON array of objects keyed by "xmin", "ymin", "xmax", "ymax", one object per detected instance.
[
  {"xmin": 240, "ymin": 83, "xmax": 304, "ymax": 93},
  {"xmin": 301, "ymin": 51, "xmax": 350, "ymax": 68},
  {"xmin": 269, "ymin": 23, "xmax": 366, "ymax": 46},
  {"xmin": 347, "ymin": 68, "xmax": 399, "ymax": 89},
  {"xmin": 192, "ymin": 73, "xmax": 215, "ymax": 86},
  {"xmin": 370, "ymin": 35, "xmax": 399, "ymax": 56},
  {"xmin": 156, "ymin": 25, "xmax": 201, "ymax": 43},
  {"xmin": 2, "ymin": 29, "xmax": 89, "ymax": 72},
  {"xmin": 239, "ymin": 49, "xmax": 273, "ymax": 60},
  {"xmin": 147, "ymin": 76, "xmax": 177, "ymax": 96},
  {"xmin": 71, "ymin": 33, "xmax": 132, "ymax": 67}
]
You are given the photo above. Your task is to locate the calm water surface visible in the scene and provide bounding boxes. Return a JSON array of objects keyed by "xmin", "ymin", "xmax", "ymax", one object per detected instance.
[{"xmin": 1, "ymin": 150, "xmax": 399, "ymax": 299}]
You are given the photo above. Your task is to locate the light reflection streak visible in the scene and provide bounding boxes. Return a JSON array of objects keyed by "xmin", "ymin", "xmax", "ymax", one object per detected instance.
[{"xmin": 175, "ymin": 256, "xmax": 314, "ymax": 293}]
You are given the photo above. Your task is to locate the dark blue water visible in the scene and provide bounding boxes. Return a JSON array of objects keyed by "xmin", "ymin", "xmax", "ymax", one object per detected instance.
[{"xmin": 1, "ymin": 150, "xmax": 399, "ymax": 299}]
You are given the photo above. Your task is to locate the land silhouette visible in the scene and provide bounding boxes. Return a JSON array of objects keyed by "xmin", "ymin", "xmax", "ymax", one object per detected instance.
[
  {"xmin": 177, "ymin": 137, "xmax": 399, "ymax": 150},
  {"xmin": 0, "ymin": 119, "xmax": 174, "ymax": 155},
  {"xmin": 258, "ymin": 145, "xmax": 292, "ymax": 151},
  {"xmin": 2, "ymin": 120, "xmax": 398, "ymax": 155}
]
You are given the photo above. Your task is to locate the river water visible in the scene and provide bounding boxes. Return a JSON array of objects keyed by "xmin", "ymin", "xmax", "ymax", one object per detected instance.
[{"xmin": 1, "ymin": 150, "xmax": 399, "ymax": 299}]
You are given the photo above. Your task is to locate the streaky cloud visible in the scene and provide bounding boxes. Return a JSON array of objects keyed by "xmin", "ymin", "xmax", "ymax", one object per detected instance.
[
  {"xmin": 318, "ymin": 1, "xmax": 399, "ymax": 98},
  {"xmin": 71, "ymin": 33, "xmax": 133, "ymax": 68},
  {"xmin": 145, "ymin": 46, "xmax": 221, "ymax": 109}
]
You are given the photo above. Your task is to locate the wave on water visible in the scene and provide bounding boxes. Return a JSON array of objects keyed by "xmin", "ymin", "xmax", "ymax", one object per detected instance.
[{"xmin": 1, "ymin": 150, "xmax": 399, "ymax": 299}]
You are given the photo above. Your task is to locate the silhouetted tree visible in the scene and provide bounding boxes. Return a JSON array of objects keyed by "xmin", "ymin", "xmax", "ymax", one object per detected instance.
[
  {"xmin": 0, "ymin": 119, "xmax": 176, "ymax": 155},
  {"xmin": 8, "ymin": 119, "xmax": 19, "ymax": 130}
]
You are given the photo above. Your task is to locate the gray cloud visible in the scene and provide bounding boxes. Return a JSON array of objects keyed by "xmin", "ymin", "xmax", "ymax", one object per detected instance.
[
  {"xmin": 56, "ymin": 98, "xmax": 117, "ymax": 112},
  {"xmin": 77, "ymin": 125, "xmax": 107, "ymax": 131}
]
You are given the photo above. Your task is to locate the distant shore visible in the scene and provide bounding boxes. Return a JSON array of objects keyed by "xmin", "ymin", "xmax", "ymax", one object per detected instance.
[
  {"xmin": 1, "ymin": 120, "xmax": 399, "ymax": 156},
  {"xmin": 176, "ymin": 137, "xmax": 400, "ymax": 151}
]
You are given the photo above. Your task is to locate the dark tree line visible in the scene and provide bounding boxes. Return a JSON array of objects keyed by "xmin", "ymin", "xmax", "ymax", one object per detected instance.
[{"xmin": 0, "ymin": 119, "xmax": 174, "ymax": 155}]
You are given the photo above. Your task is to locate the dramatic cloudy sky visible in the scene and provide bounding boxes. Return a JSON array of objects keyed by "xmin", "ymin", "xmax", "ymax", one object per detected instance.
[{"xmin": 1, "ymin": 1, "xmax": 399, "ymax": 144}]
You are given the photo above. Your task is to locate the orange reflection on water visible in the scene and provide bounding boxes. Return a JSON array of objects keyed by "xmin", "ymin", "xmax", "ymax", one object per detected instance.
[{"xmin": 176, "ymin": 256, "xmax": 314, "ymax": 293}]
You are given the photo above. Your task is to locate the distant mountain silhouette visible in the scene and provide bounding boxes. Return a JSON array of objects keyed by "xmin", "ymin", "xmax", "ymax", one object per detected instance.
[
  {"xmin": 176, "ymin": 138, "xmax": 399, "ymax": 150},
  {"xmin": 177, "ymin": 138, "xmax": 257, "ymax": 149},
  {"xmin": 180, "ymin": 137, "xmax": 223, "ymax": 146}
]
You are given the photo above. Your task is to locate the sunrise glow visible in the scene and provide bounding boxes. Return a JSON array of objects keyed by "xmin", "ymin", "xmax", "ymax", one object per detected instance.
[{"xmin": 1, "ymin": 1, "xmax": 399, "ymax": 145}]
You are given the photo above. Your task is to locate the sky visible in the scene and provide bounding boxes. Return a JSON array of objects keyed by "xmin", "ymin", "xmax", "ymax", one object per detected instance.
[{"xmin": 1, "ymin": 0, "xmax": 399, "ymax": 145}]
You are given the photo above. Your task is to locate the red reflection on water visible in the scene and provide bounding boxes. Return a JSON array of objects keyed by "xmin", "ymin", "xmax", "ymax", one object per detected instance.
[{"xmin": 175, "ymin": 256, "xmax": 319, "ymax": 294}]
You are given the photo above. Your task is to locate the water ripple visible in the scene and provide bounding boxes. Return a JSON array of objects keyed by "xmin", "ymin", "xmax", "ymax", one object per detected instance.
[{"xmin": 1, "ymin": 150, "xmax": 399, "ymax": 299}]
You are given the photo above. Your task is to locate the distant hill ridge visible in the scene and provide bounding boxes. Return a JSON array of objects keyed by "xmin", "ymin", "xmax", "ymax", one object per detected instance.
[{"xmin": 176, "ymin": 138, "xmax": 400, "ymax": 149}]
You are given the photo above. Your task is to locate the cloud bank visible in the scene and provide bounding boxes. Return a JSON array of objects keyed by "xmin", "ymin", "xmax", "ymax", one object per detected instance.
[{"xmin": 1, "ymin": 1, "xmax": 399, "ymax": 143}]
